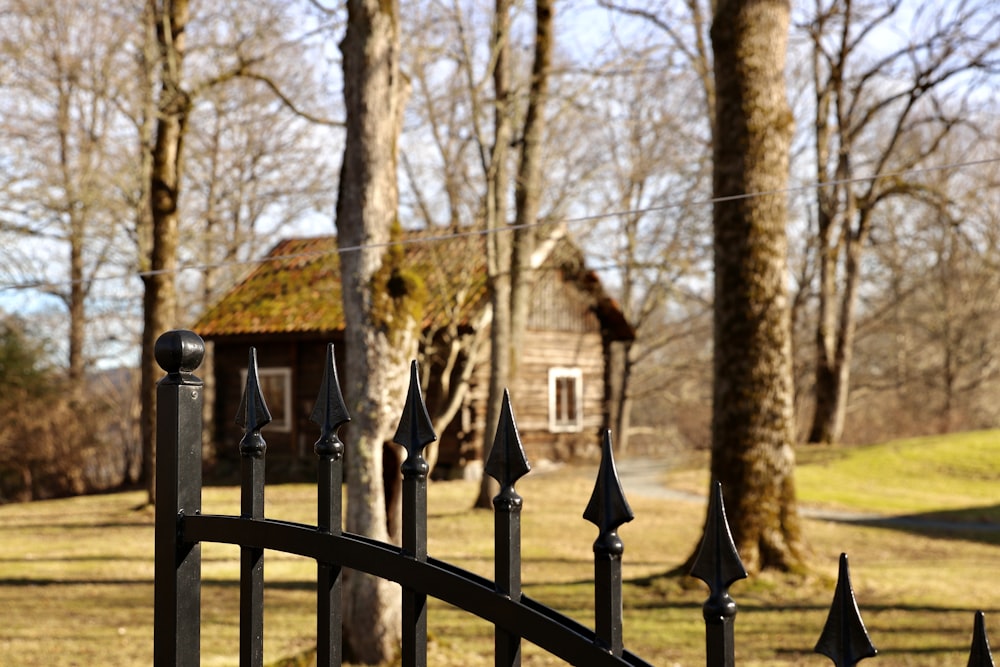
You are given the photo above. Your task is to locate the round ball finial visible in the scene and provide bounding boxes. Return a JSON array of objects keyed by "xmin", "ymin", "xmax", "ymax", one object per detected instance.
[{"xmin": 155, "ymin": 330, "xmax": 206, "ymax": 374}]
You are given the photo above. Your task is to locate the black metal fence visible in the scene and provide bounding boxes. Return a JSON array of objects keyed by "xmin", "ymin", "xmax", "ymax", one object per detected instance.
[{"xmin": 152, "ymin": 330, "xmax": 995, "ymax": 666}]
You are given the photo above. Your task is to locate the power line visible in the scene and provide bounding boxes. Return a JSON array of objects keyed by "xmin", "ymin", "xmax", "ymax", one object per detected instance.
[{"xmin": 1, "ymin": 154, "xmax": 998, "ymax": 294}]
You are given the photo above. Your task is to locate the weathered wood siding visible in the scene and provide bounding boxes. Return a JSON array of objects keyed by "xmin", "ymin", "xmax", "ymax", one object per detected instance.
[
  {"xmin": 211, "ymin": 335, "xmax": 340, "ymax": 461},
  {"xmin": 520, "ymin": 266, "xmax": 607, "ymax": 460},
  {"xmin": 517, "ymin": 328, "xmax": 605, "ymax": 461},
  {"xmin": 458, "ymin": 267, "xmax": 609, "ymax": 466},
  {"xmin": 526, "ymin": 264, "xmax": 604, "ymax": 335},
  {"xmin": 206, "ymin": 262, "xmax": 615, "ymax": 472}
]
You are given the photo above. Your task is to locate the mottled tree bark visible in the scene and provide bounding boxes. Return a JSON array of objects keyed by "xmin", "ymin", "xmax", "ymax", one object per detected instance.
[
  {"xmin": 337, "ymin": 0, "xmax": 412, "ymax": 661},
  {"xmin": 708, "ymin": 0, "xmax": 804, "ymax": 573}
]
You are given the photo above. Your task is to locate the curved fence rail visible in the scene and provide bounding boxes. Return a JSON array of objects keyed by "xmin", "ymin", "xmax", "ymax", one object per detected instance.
[{"xmin": 152, "ymin": 329, "xmax": 994, "ymax": 666}]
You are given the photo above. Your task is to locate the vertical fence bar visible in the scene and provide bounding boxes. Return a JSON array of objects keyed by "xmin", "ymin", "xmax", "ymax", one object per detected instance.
[
  {"xmin": 584, "ymin": 430, "xmax": 634, "ymax": 656},
  {"xmin": 312, "ymin": 344, "xmax": 350, "ymax": 667},
  {"xmin": 485, "ymin": 390, "xmax": 531, "ymax": 667},
  {"xmin": 236, "ymin": 348, "xmax": 271, "ymax": 667},
  {"xmin": 153, "ymin": 330, "xmax": 205, "ymax": 667},
  {"xmin": 393, "ymin": 362, "xmax": 437, "ymax": 667},
  {"xmin": 690, "ymin": 482, "xmax": 748, "ymax": 667}
]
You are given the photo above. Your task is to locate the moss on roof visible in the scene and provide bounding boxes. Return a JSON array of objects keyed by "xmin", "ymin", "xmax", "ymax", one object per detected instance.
[{"xmin": 194, "ymin": 232, "xmax": 490, "ymax": 337}]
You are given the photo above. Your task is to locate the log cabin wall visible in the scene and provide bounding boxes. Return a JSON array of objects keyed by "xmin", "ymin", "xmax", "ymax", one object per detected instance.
[
  {"xmin": 521, "ymin": 264, "xmax": 608, "ymax": 461},
  {"xmin": 199, "ymin": 237, "xmax": 631, "ymax": 477},
  {"xmin": 211, "ymin": 335, "xmax": 344, "ymax": 464},
  {"xmin": 514, "ymin": 328, "xmax": 606, "ymax": 462}
]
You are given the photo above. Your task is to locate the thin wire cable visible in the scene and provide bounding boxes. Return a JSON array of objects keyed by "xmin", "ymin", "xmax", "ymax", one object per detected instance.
[{"xmin": 0, "ymin": 154, "xmax": 997, "ymax": 294}]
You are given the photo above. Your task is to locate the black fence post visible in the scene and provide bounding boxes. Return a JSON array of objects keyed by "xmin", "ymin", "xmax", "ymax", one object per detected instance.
[
  {"xmin": 485, "ymin": 390, "xmax": 531, "ymax": 667},
  {"xmin": 690, "ymin": 482, "xmax": 747, "ymax": 667},
  {"xmin": 312, "ymin": 344, "xmax": 350, "ymax": 667},
  {"xmin": 393, "ymin": 361, "xmax": 437, "ymax": 667},
  {"xmin": 153, "ymin": 330, "xmax": 205, "ymax": 667},
  {"xmin": 236, "ymin": 348, "xmax": 271, "ymax": 667},
  {"xmin": 584, "ymin": 430, "xmax": 634, "ymax": 656}
]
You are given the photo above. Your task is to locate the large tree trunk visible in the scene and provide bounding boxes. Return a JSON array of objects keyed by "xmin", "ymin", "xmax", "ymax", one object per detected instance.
[
  {"xmin": 337, "ymin": 0, "xmax": 412, "ymax": 661},
  {"xmin": 141, "ymin": 0, "xmax": 188, "ymax": 506},
  {"xmin": 707, "ymin": 0, "xmax": 804, "ymax": 574}
]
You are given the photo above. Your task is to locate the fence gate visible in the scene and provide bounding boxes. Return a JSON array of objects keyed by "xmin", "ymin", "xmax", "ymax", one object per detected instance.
[{"xmin": 152, "ymin": 329, "xmax": 995, "ymax": 666}]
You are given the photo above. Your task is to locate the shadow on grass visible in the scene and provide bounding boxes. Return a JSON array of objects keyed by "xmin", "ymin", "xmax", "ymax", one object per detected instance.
[
  {"xmin": 0, "ymin": 520, "xmax": 152, "ymax": 532},
  {"xmin": 0, "ymin": 554, "xmax": 151, "ymax": 565},
  {"xmin": 0, "ymin": 577, "xmax": 150, "ymax": 586},
  {"xmin": 624, "ymin": 595, "xmax": 1000, "ymax": 616},
  {"xmin": 827, "ymin": 503, "xmax": 1000, "ymax": 546},
  {"xmin": 774, "ymin": 645, "xmax": 976, "ymax": 659}
]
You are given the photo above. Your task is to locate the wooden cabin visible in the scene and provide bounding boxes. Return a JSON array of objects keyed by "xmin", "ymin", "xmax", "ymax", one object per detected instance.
[{"xmin": 193, "ymin": 228, "xmax": 634, "ymax": 477}]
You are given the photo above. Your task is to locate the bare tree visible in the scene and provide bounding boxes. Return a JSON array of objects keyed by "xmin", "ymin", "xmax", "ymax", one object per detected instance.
[
  {"xmin": 400, "ymin": 1, "xmax": 544, "ymax": 483},
  {"xmin": 136, "ymin": 0, "xmax": 346, "ymax": 502},
  {"xmin": 399, "ymin": 1, "xmax": 485, "ymax": 233},
  {"xmin": 577, "ymin": 3, "xmax": 717, "ymax": 453},
  {"xmin": 508, "ymin": 0, "xmax": 553, "ymax": 364},
  {"xmin": 708, "ymin": 0, "xmax": 804, "ymax": 573},
  {"xmin": 0, "ymin": 0, "xmax": 136, "ymax": 382},
  {"xmin": 139, "ymin": 0, "xmax": 190, "ymax": 505},
  {"xmin": 471, "ymin": 0, "xmax": 517, "ymax": 508},
  {"xmin": 803, "ymin": 0, "xmax": 1000, "ymax": 443},
  {"xmin": 471, "ymin": 0, "xmax": 556, "ymax": 508},
  {"xmin": 850, "ymin": 134, "xmax": 1000, "ymax": 440},
  {"xmin": 186, "ymin": 75, "xmax": 336, "ymax": 315},
  {"xmin": 397, "ymin": 4, "xmax": 510, "ymax": 481},
  {"xmin": 335, "ymin": 0, "xmax": 415, "ymax": 660}
]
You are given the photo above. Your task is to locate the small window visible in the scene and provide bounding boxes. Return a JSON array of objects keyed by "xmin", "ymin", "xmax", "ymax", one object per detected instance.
[
  {"xmin": 548, "ymin": 367, "xmax": 583, "ymax": 433},
  {"xmin": 240, "ymin": 367, "xmax": 293, "ymax": 433}
]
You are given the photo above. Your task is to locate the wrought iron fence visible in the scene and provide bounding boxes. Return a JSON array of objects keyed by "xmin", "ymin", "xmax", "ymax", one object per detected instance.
[{"xmin": 152, "ymin": 329, "xmax": 995, "ymax": 666}]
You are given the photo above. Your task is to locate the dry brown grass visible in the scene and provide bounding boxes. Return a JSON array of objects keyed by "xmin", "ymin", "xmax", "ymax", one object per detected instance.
[{"xmin": 1, "ymin": 436, "xmax": 999, "ymax": 665}]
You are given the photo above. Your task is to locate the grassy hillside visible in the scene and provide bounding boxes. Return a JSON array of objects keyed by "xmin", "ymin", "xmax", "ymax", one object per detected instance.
[
  {"xmin": 796, "ymin": 429, "xmax": 1000, "ymax": 518},
  {"xmin": 668, "ymin": 429, "xmax": 1000, "ymax": 522},
  {"xmin": 0, "ymin": 429, "xmax": 997, "ymax": 665}
]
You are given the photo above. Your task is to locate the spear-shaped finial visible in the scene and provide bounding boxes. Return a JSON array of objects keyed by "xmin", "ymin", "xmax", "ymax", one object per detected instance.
[
  {"xmin": 689, "ymin": 481, "xmax": 747, "ymax": 667},
  {"xmin": 585, "ymin": 430, "xmax": 633, "ymax": 656},
  {"xmin": 392, "ymin": 361, "xmax": 437, "ymax": 476},
  {"xmin": 583, "ymin": 430, "xmax": 634, "ymax": 555},
  {"xmin": 235, "ymin": 347, "xmax": 271, "ymax": 457},
  {"xmin": 968, "ymin": 611, "xmax": 995, "ymax": 667},
  {"xmin": 485, "ymin": 390, "xmax": 531, "ymax": 504},
  {"xmin": 690, "ymin": 481, "xmax": 748, "ymax": 620},
  {"xmin": 310, "ymin": 343, "xmax": 350, "ymax": 459},
  {"xmin": 815, "ymin": 553, "xmax": 877, "ymax": 666}
]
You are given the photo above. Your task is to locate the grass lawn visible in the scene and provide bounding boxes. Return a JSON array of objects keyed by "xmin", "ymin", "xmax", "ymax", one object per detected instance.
[{"xmin": 0, "ymin": 429, "xmax": 998, "ymax": 665}]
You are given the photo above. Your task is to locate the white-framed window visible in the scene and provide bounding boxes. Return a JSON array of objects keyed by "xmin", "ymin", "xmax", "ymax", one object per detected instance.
[
  {"xmin": 548, "ymin": 367, "xmax": 583, "ymax": 433},
  {"xmin": 240, "ymin": 367, "xmax": 293, "ymax": 433}
]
